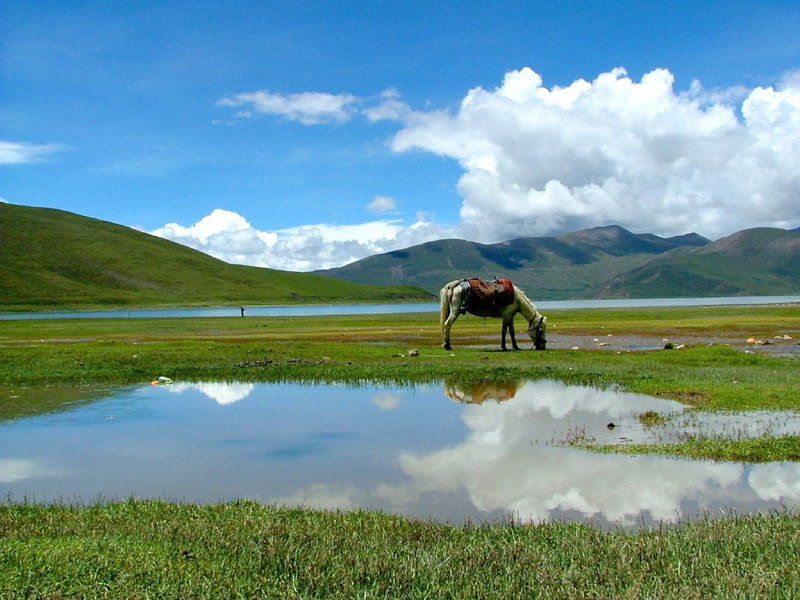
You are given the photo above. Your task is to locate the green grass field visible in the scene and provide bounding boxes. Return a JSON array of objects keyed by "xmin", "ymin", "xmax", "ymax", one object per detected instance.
[
  {"xmin": 2, "ymin": 500, "xmax": 799, "ymax": 599},
  {"xmin": 2, "ymin": 304, "xmax": 800, "ymax": 598},
  {"xmin": 2, "ymin": 305, "xmax": 798, "ymax": 399}
]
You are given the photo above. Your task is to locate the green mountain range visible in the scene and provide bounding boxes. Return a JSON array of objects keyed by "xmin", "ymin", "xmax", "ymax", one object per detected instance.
[
  {"xmin": 317, "ymin": 225, "xmax": 800, "ymax": 298},
  {"xmin": 3, "ymin": 203, "xmax": 797, "ymax": 309},
  {"xmin": 316, "ymin": 225, "xmax": 709, "ymax": 298},
  {"xmin": 595, "ymin": 227, "xmax": 800, "ymax": 298},
  {"xmin": 0, "ymin": 203, "xmax": 433, "ymax": 311}
]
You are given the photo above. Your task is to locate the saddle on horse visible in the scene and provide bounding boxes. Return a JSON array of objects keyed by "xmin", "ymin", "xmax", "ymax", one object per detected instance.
[{"xmin": 459, "ymin": 277, "xmax": 515, "ymax": 318}]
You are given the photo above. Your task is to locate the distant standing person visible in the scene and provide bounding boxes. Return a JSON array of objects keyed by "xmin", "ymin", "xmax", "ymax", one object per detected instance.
[{"xmin": 240, "ymin": 306, "xmax": 245, "ymax": 317}]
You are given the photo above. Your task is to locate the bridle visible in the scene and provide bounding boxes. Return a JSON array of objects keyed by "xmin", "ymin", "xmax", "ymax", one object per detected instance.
[
  {"xmin": 527, "ymin": 313, "xmax": 545, "ymax": 333},
  {"xmin": 528, "ymin": 313, "xmax": 547, "ymax": 350}
]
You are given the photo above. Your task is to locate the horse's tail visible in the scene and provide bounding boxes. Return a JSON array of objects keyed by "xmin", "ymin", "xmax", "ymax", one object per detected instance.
[{"xmin": 439, "ymin": 280, "xmax": 461, "ymax": 325}]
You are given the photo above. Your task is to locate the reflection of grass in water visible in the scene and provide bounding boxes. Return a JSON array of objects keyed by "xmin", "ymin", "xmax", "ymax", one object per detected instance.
[
  {"xmin": 591, "ymin": 435, "xmax": 800, "ymax": 463},
  {"xmin": 2, "ymin": 500, "xmax": 800, "ymax": 598},
  {"xmin": 554, "ymin": 425, "xmax": 596, "ymax": 447},
  {"xmin": 0, "ymin": 384, "xmax": 115, "ymax": 423},
  {"xmin": 667, "ymin": 411, "xmax": 800, "ymax": 443},
  {"xmin": 573, "ymin": 409, "xmax": 800, "ymax": 462}
]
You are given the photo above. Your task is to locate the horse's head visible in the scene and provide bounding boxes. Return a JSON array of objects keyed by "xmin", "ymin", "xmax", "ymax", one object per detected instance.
[{"xmin": 528, "ymin": 314, "xmax": 547, "ymax": 350}]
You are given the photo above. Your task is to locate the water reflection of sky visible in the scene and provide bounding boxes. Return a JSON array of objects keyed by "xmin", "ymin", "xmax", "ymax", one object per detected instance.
[{"xmin": 2, "ymin": 380, "xmax": 800, "ymax": 529}]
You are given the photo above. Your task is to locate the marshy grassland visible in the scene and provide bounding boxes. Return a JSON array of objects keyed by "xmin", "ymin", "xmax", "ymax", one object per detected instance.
[
  {"xmin": 2, "ymin": 305, "xmax": 799, "ymax": 441},
  {"xmin": 2, "ymin": 304, "xmax": 798, "ymax": 409},
  {"xmin": 2, "ymin": 303, "xmax": 800, "ymax": 598}
]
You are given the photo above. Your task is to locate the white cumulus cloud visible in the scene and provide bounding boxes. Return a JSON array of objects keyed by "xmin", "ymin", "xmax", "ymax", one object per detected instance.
[
  {"xmin": 151, "ymin": 208, "xmax": 450, "ymax": 271},
  {"xmin": 178, "ymin": 67, "xmax": 800, "ymax": 271},
  {"xmin": 390, "ymin": 67, "xmax": 800, "ymax": 241}
]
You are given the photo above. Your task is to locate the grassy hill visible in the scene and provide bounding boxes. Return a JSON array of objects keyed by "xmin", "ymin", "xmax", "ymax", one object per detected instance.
[
  {"xmin": 595, "ymin": 228, "xmax": 800, "ymax": 298},
  {"xmin": 0, "ymin": 203, "xmax": 433, "ymax": 311},
  {"xmin": 316, "ymin": 225, "xmax": 710, "ymax": 297}
]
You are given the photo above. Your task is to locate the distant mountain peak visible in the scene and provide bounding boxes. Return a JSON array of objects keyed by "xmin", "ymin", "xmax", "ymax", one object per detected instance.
[
  {"xmin": 558, "ymin": 224, "xmax": 630, "ymax": 241},
  {"xmin": 665, "ymin": 232, "xmax": 710, "ymax": 246},
  {"xmin": 552, "ymin": 224, "xmax": 705, "ymax": 257}
]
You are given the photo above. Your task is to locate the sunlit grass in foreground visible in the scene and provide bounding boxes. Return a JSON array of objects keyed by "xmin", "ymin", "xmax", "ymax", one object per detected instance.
[{"xmin": 2, "ymin": 500, "xmax": 799, "ymax": 599}]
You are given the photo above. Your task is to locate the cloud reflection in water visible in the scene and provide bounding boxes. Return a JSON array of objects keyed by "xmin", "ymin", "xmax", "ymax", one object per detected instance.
[
  {"xmin": 384, "ymin": 380, "xmax": 800, "ymax": 525},
  {"xmin": 4, "ymin": 379, "xmax": 799, "ymax": 528},
  {"xmin": 0, "ymin": 458, "xmax": 64, "ymax": 483},
  {"xmin": 168, "ymin": 382, "xmax": 255, "ymax": 405}
]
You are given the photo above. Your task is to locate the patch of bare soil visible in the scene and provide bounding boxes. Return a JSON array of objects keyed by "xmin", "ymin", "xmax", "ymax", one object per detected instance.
[
  {"xmin": 469, "ymin": 333, "xmax": 800, "ymax": 355},
  {"xmin": 555, "ymin": 333, "xmax": 800, "ymax": 356}
]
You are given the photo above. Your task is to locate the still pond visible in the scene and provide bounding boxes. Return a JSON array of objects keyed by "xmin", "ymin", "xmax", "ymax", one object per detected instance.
[{"xmin": 3, "ymin": 380, "xmax": 800, "ymax": 529}]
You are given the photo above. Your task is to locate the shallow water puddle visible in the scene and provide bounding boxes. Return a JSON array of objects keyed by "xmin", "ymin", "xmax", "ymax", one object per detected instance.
[{"xmin": 2, "ymin": 380, "xmax": 800, "ymax": 528}]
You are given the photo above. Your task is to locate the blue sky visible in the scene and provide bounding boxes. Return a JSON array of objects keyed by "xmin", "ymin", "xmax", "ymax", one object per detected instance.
[{"xmin": 3, "ymin": 0, "xmax": 799, "ymax": 270}]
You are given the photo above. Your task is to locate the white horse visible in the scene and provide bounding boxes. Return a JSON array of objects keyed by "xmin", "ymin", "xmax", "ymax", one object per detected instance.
[{"xmin": 440, "ymin": 278, "xmax": 547, "ymax": 351}]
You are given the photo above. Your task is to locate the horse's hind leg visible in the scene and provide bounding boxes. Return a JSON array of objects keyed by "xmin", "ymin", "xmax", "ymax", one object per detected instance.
[
  {"xmin": 441, "ymin": 285, "xmax": 457, "ymax": 350},
  {"xmin": 501, "ymin": 320, "xmax": 508, "ymax": 351},
  {"xmin": 442, "ymin": 293, "xmax": 460, "ymax": 350},
  {"xmin": 443, "ymin": 310, "xmax": 459, "ymax": 350}
]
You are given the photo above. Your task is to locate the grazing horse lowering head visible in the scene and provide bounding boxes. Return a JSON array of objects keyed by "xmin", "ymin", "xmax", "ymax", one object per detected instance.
[{"xmin": 440, "ymin": 277, "xmax": 548, "ymax": 351}]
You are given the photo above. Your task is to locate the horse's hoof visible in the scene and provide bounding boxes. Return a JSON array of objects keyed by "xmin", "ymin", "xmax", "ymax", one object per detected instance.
[{"xmin": 443, "ymin": 344, "xmax": 452, "ymax": 351}]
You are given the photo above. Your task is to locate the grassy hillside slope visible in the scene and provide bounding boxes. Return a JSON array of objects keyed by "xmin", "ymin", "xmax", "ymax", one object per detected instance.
[
  {"xmin": 316, "ymin": 225, "xmax": 709, "ymax": 297},
  {"xmin": 595, "ymin": 228, "xmax": 800, "ymax": 297},
  {"xmin": 0, "ymin": 203, "xmax": 432, "ymax": 310}
]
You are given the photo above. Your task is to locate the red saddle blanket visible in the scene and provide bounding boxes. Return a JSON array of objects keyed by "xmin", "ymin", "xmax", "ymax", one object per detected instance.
[{"xmin": 463, "ymin": 278, "xmax": 515, "ymax": 317}]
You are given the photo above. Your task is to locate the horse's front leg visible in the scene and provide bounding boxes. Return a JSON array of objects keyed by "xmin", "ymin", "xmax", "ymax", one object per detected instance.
[
  {"xmin": 501, "ymin": 320, "xmax": 508, "ymax": 351},
  {"xmin": 509, "ymin": 319, "xmax": 520, "ymax": 351}
]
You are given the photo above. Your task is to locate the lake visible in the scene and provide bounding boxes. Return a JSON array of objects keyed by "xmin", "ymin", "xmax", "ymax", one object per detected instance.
[
  {"xmin": 3, "ymin": 380, "xmax": 800, "ymax": 529},
  {"xmin": 1, "ymin": 295, "xmax": 799, "ymax": 320}
]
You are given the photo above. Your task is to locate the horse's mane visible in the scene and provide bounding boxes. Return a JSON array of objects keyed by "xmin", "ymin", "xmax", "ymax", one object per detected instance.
[{"xmin": 513, "ymin": 286, "xmax": 538, "ymax": 320}]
